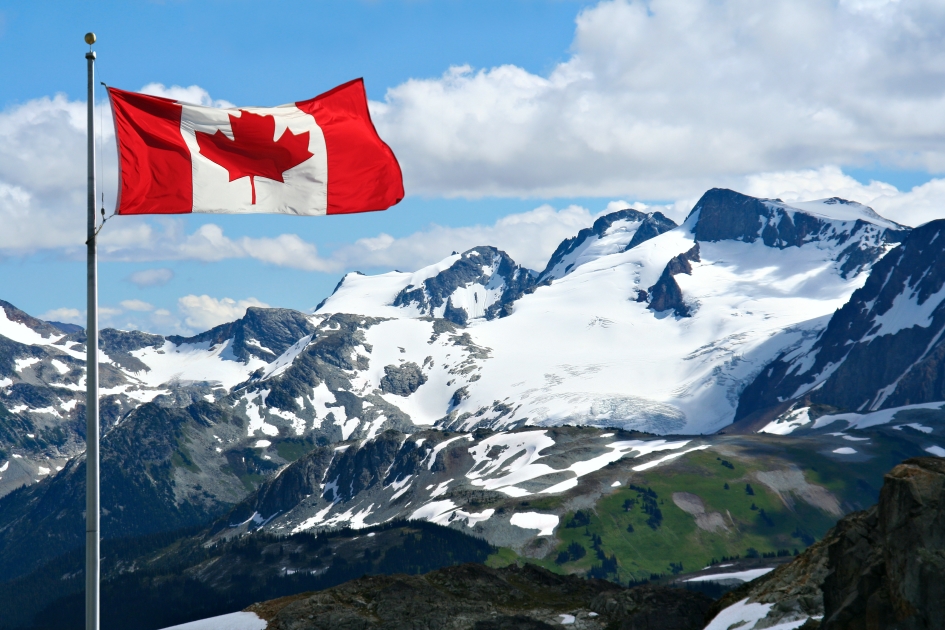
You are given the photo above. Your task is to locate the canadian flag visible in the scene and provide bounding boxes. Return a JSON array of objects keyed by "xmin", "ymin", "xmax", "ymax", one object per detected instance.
[{"xmin": 108, "ymin": 79, "xmax": 403, "ymax": 216}]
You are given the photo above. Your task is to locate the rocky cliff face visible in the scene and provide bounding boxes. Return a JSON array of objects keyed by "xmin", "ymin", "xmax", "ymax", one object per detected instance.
[
  {"xmin": 690, "ymin": 190, "xmax": 908, "ymax": 273},
  {"xmin": 737, "ymin": 219, "xmax": 945, "ymax": 424},
  {"xmin": 706, "ymin": 456, "xmax": 945, "ymax": 630}
]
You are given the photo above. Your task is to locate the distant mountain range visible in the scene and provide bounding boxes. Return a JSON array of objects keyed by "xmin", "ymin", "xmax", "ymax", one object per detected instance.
[{"xmin": 2, "ymin": 188, "xmax": 945, "ymax": 627}]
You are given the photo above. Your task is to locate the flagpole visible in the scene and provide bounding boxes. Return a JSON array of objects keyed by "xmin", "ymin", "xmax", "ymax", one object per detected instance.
[{"xmin": 84, "ymin": 32, "xmax": 100, "ymax": 630}]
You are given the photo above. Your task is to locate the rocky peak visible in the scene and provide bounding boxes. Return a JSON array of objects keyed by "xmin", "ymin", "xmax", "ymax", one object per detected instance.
[
  {"xmin": 168, "ymin": 307, "xmax": 317, "ymax": 363},
  {"xmin": 645, "ymin": 243, "xmax": 702, "ymax": 318},
  {"xmin": 0, "ymin": 300, "xmax": 65, "ymax": 340},
  {"xmin": 392, "ymin": 246, "xmax": 536, "ymax": 325},
  {"xmin": 538, "ymin": 209, "xmax": 677, "ymax": 283},
  {"xmin": 688, "ymin": 189, "xmax": 909, "ymax": 278}
]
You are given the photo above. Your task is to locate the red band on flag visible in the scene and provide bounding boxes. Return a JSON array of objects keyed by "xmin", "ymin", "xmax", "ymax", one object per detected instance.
[
  {"xmin": 109, "ymin": 88, "xmax": 193, "ymax": 215},
  {"xmin": 296, "ymin": 79, "xmax": 404, "ymax": 215}
]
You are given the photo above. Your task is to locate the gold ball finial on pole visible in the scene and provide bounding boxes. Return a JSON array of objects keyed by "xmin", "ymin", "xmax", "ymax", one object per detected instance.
[{"xmin": 84, "ymin": 32, "xmax": 96, "ymax": 46}]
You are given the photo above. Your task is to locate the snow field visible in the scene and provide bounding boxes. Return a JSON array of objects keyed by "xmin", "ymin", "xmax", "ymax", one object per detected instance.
[
  {"xmin": 685, "ymin": 568, "xmax": 773, "ymax": 583},
  {"xmin": 131, "ymin": 340, "xmax": 266, "ymax": 389},
  {"xmin": 814, "ymin": 401, "xmax": 945, "ymax": 431},
  {"xmin": 509, "ymin": 512, "xmax": 559, "ymax": 536},
  {"xmin": 157, "ymin": 611, "xmax": 266, "ymax": 630}
]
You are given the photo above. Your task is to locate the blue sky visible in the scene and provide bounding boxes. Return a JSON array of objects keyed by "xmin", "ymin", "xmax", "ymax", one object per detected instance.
[{"xmin": 2, "ymin": 0, "xmax": 945, "ymax": 334}]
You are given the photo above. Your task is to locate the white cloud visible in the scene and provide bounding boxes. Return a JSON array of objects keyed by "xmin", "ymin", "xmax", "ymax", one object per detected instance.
[
  {"xmin": 39, "ymin": 307, "xmax": 82, "ymax": 324},
  {"xmin": 139, "ymin": 83, "xmax": 234, "ymax": 109},
  {"xmin": 741, "ymin": 166, "xmax": 945, "ymax": 227},
  {"xmin": 372, "ymin": 0, "xmax": 945, "ymax": 199},
  {"xmin": 177, "ymin": 295, "xmax": 269, "ymax": 331},
  {"xmin": 5, "ymin": 0, "xmax": 945, "ymax": 269},
  {"xmin": 119, "ymin": 299, "xmax": 154, "ymax": 312},
  {"xmin": 127, "ymin": 268, "xmax": 174, "ymax": 287},
  {"xmin": 330, "ymin": 204, "xmax": 597, "ymax": 272}
]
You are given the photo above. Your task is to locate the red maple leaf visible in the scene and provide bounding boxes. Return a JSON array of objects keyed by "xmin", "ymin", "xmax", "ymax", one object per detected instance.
[{"xmin": 195, "ymin": 110, "xmax": 313, "ymax": 204}]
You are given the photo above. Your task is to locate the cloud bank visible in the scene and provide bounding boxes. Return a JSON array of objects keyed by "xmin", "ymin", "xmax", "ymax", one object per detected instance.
[
  {"xmin": 373, "ymin": 0, "xmax": 945, "ymax": 199},
  {"xmin": 3, "ymin": 0, "xmax": 945, "ymax": 274}
]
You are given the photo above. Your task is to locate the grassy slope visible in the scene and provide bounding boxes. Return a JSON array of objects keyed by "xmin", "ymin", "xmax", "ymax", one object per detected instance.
[{"xmin": 490, "ymin": 431, "xmax": 925, "ymax": 583}]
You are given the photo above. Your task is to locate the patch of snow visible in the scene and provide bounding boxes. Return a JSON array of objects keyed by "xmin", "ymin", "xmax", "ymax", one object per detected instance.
[
  {"xmin": 759, "ymin": 407, "xmax": 811, "ymax": 435},
  {"xmin": 292, "ymin": 504, "xmax": 335, "ymax": 533},
  {"xmin": 37, "ymin": 466, "xmax": 50, "ymax": 476},
  {"xmin": 0, "ymin": 307, "xmax": 63, "ymax": 346},
  {"xmin": 832, "ymin": 447, "xmax": 857, "ymax": 455},
  {"xmin": 814, "ymin": 401, "xmax": 945, "ymax": 430},
  {"xmin": 131, "ymin": 339, "xmax": 265, "ymax": 389},
  {"xmin": 842, "ymin": 435, "xmax": 870, "ymax": 441},
  {"xmin": 497, "ymin": 485, "xmax": 532, "ymax": 497},
  {"xmin": 457, "ymin": 508, "xmax": 494, "ymax": 527},
  {"xmin": 14, "ymin": 357, "xmax": 40, "ymax": 372},
  {"xmin": 558, "ymin": 614, "xmax": 576, "ymax": 625},
  {"xmin": 50, "ymin": 359, "xmax": 69, "ymax": 374},
  {"xmin": 926, "ymin": 445, "xmax": 945, "ymax": 457},
  {"xmin": 611, "ymin": 481, "xmax": 621, "ymax": 487},
  {"xmin": 0, "ymin": 462, "xmax": 8, "ymax": 472},
  {"xmin": 541, "ymin": 478, "xmax": 579, "ymax": 494},
  {"xmin": 262, "ymin": 334, "xmax": 312, "ymax": 379},
  {"xmin": 156, "ymin": 611, "xmax": 267, "ymax": 630},
  {"xmin": 864, "ymin": 278, "xmax": 945, "ymax": 342},
  {"xmin": 254, "ymin": 440, "xmax": 271, "ymax": 448},
  {"xmin": 409, "ymin": 500, "xmax": 458, "ymax": 525},
  {"xmin": 244, "ymin": 391, "xmax": 280, "ymax": 437},
  {"xmin": 60, "ymin": 399, "xmax": 77, "ymax": 411},
  {"xmin": 703, "ymin": 598, "xmax": 774, "ymax": 630},
  {"xmin": 429, "ymin": 479, "xmax": 453, "ymax": 498},
  {"xmin": 895, "ymin": 423, "xmax": 934, "ymax": 434},
  {"xmin": 0, "ymin": 377, "xmax": 11, "ymax": 388},
  {"xmin": 685, "ymin": 568, "xmax": 774, "ymax": 583},
  {"xmin": 632, "ymin": 444, "xmax": 710, "ymax": 471},
  {"xmin": 509, "ymin": 512, "xmax": 558, "ymax": 536}
]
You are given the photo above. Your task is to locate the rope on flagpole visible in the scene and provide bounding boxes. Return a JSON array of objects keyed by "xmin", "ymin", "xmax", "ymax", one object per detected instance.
[{"xmin": 94, "ymin": 81, "xmax": 115, "ymax": 238}]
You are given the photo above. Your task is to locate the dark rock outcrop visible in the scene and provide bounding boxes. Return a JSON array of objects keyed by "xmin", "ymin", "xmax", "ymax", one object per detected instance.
[
  {"xmin": 737, "ymin": 219, "xmax": 945, "ymax": 422},
  {"xmin": 647, "ymin": 244, "xmax": 701, "ymax": 318},
  {"xmin": 378, "ymin": 362, "xmax": 427, "ymax": 397},
  {"xmin": 252, "ymin": 562, "xmax": 712, "ymax": 630}
]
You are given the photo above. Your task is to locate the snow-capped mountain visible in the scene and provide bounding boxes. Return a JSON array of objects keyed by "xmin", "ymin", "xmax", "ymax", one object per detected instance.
[
  {"xmin": 7, "ymin": 187, "xmax": 945, "ymax": 593},
  {"xmin": 738, "ymin": 218, "xmax": 945, "ymax": 431},
  {"xmin": 0, "ymin": 189, "xmax": 915, "ymax": 501},
  {"xmin": 308, "ymin": 188, "xmax": 908, "ymax": 435}
]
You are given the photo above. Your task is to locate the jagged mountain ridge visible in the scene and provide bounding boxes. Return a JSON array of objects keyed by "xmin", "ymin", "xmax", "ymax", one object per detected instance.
[{"xmin": 737, "ymin": 218, "xmax": 945, "ymax": 432}]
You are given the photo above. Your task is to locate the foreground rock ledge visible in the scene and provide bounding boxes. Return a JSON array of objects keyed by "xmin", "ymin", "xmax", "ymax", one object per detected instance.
[{"xmin": 246, "ymin": 562, "xmax": 712, "ymax": 630}]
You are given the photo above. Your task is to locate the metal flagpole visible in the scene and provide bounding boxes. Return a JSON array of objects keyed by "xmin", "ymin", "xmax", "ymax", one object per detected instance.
[{"xmin": 84, "ymin": 31, "xmax": 100, "ymax": 630}]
